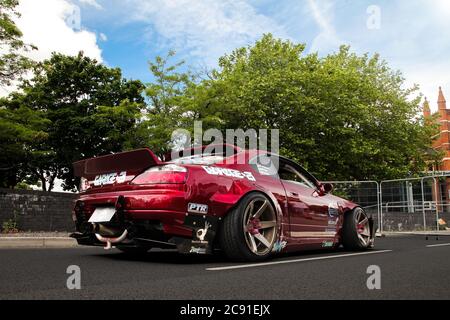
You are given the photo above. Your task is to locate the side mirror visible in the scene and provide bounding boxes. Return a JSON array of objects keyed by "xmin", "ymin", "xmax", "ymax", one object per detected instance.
[{"xmin": 319, "ymin": 183, "xmax": 333, "ymax": 195}]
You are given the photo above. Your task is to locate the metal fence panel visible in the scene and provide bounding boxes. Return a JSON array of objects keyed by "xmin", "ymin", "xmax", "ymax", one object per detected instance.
[
  {"xmin": 326, "ymin": 176, "xmax": 450, "ymax": 233},
  {"xmin": 324, "ymin": 181, "xmax": 380, "ymax": 232},
  {"xmin": 380, "ymin": 177, "xmax": 437, "ymax": 232}
]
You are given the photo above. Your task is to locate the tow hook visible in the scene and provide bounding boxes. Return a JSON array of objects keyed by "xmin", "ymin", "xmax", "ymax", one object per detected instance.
[{"xmin": 95, "ymin": 229, "xmax": 128, "ymax": 250}]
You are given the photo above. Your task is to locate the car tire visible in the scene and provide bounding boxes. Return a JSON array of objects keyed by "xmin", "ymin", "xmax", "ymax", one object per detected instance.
[
  {"xmin": 116, "ymin": 246, "xmax": 150, "ymax": 255},
  {"xmin": 342, "ymin": 207, "xmax": 373, "ymax": 251},
  {"xmin": 219, "ymin": 193, "xmax": 277, "ymax": 262}
]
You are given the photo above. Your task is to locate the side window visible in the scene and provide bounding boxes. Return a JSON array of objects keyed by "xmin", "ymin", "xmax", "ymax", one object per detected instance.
[
  {"xmin": 250, "ymin": 155, "xmax": 279, "ymax": 178},
  {"xmin": 296, "ymin": 166, "xmax": 318, "ymax": 189},
  {"xmin": 279, "ymin": 164, "xmax": 316, "ymax": 189},
  {"xmin": 279, "ymin": 167, "xmax": 297, "ymax": 182}
]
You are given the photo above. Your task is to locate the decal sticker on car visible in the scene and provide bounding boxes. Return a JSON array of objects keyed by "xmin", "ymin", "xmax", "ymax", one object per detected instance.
[
  {"xmin": 328, "ymin": 219, "xmax": 337, "ymax": 226},
  {"xmin": 196, "ymin": 222, "xmax": 211, "ymax": 242},
  {"xmin": 190, "ymin": 247, "xmax": 207, "ymax": 254},
  {"xmin": 188, "ymin": 203, "xmax": 208, "ymax": 214},
  {"xmin": 93, "ymin": 171, "xmax": 126, "ymax": 186},
  {"xmin": 272, "ymin": 240, "xmax": 287, "ymax": 252},
  {"xmin": 328, "ymin": 201, "xmax": 339, "ymax": 217},
  {"xmin": 321, "ymin": 241, "xmax": 334, "ymax": 248},
  {"xmin": 202, "ymin": 166, "xmax": 256, "ymax": 181},
  {"xmin": 328, "ymin": 216, "xmax": 339, "ymax": 226}
]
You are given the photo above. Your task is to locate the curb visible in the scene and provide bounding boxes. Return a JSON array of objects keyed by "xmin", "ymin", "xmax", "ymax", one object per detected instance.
[
  {"xmin": 381, "ymin": 231, "xmax": 450, "ymax": 237},
  {"xmin": 0, "ymin": 237, "xmax": 77, "ymax": 248}
]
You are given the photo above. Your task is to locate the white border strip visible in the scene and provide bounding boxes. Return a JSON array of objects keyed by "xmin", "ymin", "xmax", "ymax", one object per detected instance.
[
  {"xmin": 206, "ymin": 250, "xmax": 393, "ymax": 271},
  {"xmin": 426, "ymin": 243, "xmax": 450, "ymax": 248}
]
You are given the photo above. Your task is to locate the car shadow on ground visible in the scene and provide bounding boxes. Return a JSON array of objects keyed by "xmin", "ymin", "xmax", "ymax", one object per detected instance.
[
  {"xmin": 90, "ymin": 246, "xmax": 355, "ymax": 265},
  {"xmin": 92, "ymin": 249, "xmax": 229, "ymax": 264}
]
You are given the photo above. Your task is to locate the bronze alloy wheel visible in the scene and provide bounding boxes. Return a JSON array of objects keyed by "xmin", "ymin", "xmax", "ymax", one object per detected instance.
[
  {"xmin": 355, "ymin": 209, "xmax": 371, "ymax": 246},
  {"xmin": 242, "ymin": 198, "xmax": 277, "ymax": 256}
]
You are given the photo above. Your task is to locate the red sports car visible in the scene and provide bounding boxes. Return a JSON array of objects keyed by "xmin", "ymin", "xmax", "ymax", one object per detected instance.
[{"xmin": 71, "ymin": 145, "xmax": 375, "ymax": 261}]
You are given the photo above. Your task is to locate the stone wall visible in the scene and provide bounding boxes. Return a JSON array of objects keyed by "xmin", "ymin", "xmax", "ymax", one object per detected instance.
[{"xmin": 0, "ymin": 188, "xmax": 77, "ymax": 232}]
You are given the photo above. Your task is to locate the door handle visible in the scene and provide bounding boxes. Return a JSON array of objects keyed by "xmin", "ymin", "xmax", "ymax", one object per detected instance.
[{"xmin": 289, "ymin": 192, "xmax": 299, "ymax": 197}]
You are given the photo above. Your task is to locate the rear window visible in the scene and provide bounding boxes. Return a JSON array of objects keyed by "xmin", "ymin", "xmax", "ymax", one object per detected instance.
[
  {"xmin": 250, "ymin": 155, "xmax": 279, "ymax": 177},
  {"xmin": 169, "ymin": 155, "xmax": 225, "ymax": 165}
]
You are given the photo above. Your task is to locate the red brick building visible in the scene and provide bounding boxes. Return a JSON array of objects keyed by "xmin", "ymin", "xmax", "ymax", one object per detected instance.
[
  {"xmin": 423, "ymin": 87, "xmax": 450, "ymax": 219},
  {"xmin": 423, "ymin": 87, "xmax": 450, "ymax": 171}
]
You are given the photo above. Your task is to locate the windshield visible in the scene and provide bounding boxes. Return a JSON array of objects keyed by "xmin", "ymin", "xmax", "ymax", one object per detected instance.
[{"xmin": 169, "ymin": 155, "xmax": 225, "ymax": 165}]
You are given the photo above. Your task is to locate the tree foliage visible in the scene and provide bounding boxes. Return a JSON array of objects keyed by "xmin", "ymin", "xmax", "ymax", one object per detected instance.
[
  {"xmin": 0, "ymin": 105, "xmax": 49, "ymax": 188},
  {"xmin": 125, "ymin": 51, "xmax": 195, "ymax": 158},
  {"xmin": 1, "ymin": 52, "xmax": 145, "ymax": 191},
  {"xmin": 184, "ymin": 34, "xmax": 438, "ymax": 180},
  {"xmin": 0, "ymin": 0, "xmax": 36, "ymax": 87},
  {"xmin": 0, "ymin": 34, "xmax": 439, "ymax": 191}
]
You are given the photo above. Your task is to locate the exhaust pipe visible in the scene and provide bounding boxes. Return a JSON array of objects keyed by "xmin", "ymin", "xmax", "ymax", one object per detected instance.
[
  {"xmin": 95, "ymin": 229, "xmax": 128, "ymax": 250},
  {"xmin": 93, "ymin": 223, "xmax": 122, "ymax": 237}
]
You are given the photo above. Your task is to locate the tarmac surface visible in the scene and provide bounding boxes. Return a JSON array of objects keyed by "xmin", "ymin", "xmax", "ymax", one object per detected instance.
[{"xmin": 0, "ymin": 234, "xmax": 449, "ymax": 299}]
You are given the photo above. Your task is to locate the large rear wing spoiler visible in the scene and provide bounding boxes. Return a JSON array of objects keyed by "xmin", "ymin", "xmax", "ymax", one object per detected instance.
[
  {"xmin": 73, "ymin": 148, "xmax": 161, "ymax": 179},
  {"xmin": 164, "ymin": 143, "xmax": 241, "ymax": 161}
]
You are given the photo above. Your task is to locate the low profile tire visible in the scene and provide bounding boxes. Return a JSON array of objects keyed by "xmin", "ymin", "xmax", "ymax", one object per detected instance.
[
  {"xmin": 342, "ymin": 207, "xmax": 373, "ymax": 251},
  {"xmin": 219, "ymin": 193, "xmax": 277, "ymax": 262},
  {"xmin": 116, "ymin": 246, "xmax": 150, "ymax": 255}
]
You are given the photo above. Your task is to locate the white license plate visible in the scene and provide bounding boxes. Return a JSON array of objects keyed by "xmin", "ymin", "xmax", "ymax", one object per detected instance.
[{"xmin": 88, "ymin": 207, "xmax": 116, "ymax": 223}]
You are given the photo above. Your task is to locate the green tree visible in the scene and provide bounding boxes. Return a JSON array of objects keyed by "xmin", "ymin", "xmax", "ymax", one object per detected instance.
[
  {"xmin": 0, "ymin": 0, "xmax": 36, "ymax": 87},
  {"xmin": 3, "ymin": 52, "xmax": 145, "ymax": 191},
  {"xmin": 0, "ymin": 104, "xmax": 50, "ymax": 188},
  {"xmin": 127, "ymin": 51, "xmax": 195, "ymax": 158},
  {"xmin": 187, "ymin": 34, "xmax": 438, "ymax": 181}
]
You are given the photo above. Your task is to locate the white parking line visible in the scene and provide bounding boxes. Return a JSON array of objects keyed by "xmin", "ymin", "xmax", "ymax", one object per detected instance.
[
  {"xmin": 426, "ymin": 243, "xmax": 450, "ymax": 248},
  {"xmin": 206, "ymin": 250, "xmax": 393, "ymax": 271}
]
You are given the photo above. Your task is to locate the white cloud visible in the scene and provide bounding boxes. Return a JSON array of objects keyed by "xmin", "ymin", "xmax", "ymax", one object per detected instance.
[
  {"xmin": 122, "ymin": 0, "xmax": 287, "ymax": 66},
  {"xmin": 15, "ymin": 0, "xmax": 102, "ymax": 62},
  {"xmin": 435, "ymin": 0, "xmax": 450, "ymax": 16},
  {"xmin": 79, "ymin": 0, "xmax": 102, "ymax": 9},
  {"xmin": 307, "ymin": 0, "xmax": 343, "ymax": 54},
  {"xmin": 99, "ymin": 32, "xmax": 108, "ymax": 41},
  {"xmin": 1, "ymin": 0, "xmax": 103, "ymax": 96},
  {"xmin": 403, "ymin": 64, "xmax": 450, "ymax": 113},
  {"xmin": 299, "ymin": 1, "xmax": 450, "ymax": 110}
]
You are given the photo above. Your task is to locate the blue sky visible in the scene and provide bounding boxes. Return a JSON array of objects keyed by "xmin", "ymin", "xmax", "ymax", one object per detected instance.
[{"xmin": 9, "ymin": 0, "xmax": 450, "ymax": 111}]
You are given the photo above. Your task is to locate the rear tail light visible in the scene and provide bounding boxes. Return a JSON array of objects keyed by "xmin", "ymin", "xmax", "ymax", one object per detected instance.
[
  {"xmin": 131, "ymin": 164, "xmax": 187, "ymax": 184},
  {"xmin": 79, "ymin": 177, "xmax": 91, "ymax": 192}
]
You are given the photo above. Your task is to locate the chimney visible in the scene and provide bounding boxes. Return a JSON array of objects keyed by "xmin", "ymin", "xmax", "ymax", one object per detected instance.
[
  {"xmin": 438, "ymin": 86, "xmax": 447, "ymax": 110},
  {"xmin": 423, "ymin": 97, "xmax": 431, "ymax": 117}
]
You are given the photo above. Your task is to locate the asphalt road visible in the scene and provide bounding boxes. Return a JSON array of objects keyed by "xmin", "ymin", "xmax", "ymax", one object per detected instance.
[{"xmin": 0, "ymin": 235, "xmax": 449, "ymax": 300}]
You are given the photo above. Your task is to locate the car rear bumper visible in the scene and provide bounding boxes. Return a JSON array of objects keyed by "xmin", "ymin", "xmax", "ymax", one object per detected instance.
[
  {"xmin": 73, "ymin": 187, "xmax": 221, "ymax": 254},
  {"xmin": 75, "ymin": 187, "xmax": 192, "ymax": 235}
]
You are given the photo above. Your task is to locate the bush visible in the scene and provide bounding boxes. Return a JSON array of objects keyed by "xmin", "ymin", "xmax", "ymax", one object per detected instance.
[{"xmin": 2, "ymin": 218, "xmax": 19, "ymax": 233}]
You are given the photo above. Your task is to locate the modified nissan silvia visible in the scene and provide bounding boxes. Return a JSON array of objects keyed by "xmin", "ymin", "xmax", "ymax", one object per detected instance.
[{"xmin": 71, "ymin": 145, "xmax": 375, "ymax": 261}]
